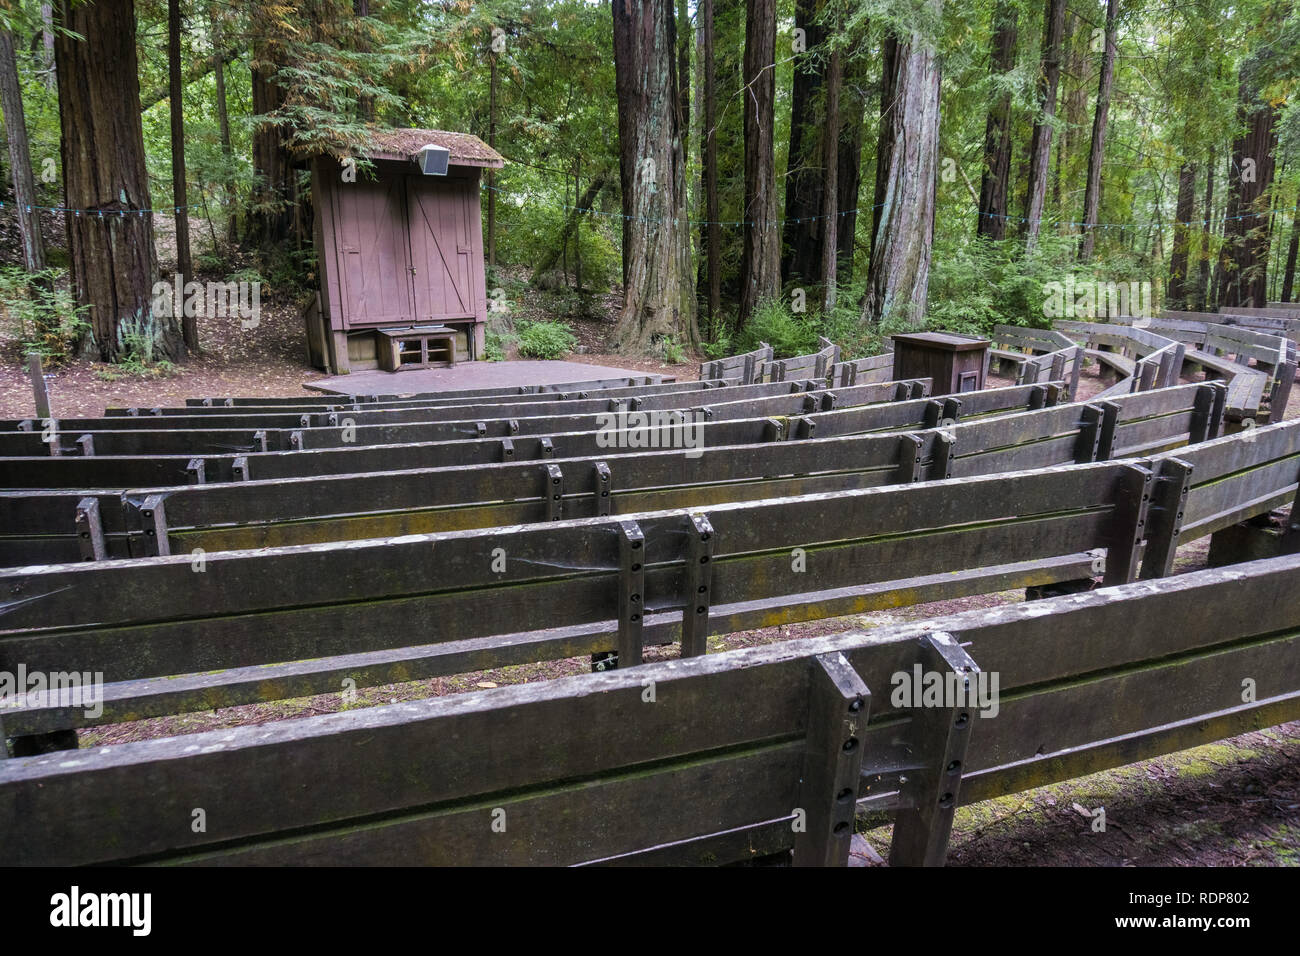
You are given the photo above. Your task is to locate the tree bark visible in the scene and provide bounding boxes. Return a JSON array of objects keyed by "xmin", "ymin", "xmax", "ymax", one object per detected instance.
[
  {"xmin": 678, "ymin": 0, "xmax": 690, "ymax": 169},
  {"xmin": 779, "ymin": 0, "xmax": 826, "ymax": 286},
  {"xmin": 976, "ymin": 1, "xmax": 1017, "ymax": 240},
  {"xmin": 488, "ymin": 52, "xmax": 497, "ymax": 269},
  {"xmin": 836, "ymin": 54, "xmax": 867, "ymax": 284},
  {"xmin": 739, "ymin": 0, "xmax": 778, "ymax": 323},
  {"xmin": 1077, "ymin": 0, "xmax": 1117, "ymax": 263},
  {"xmin": 820, "ymin": 46, "xmax": 841, "ymax": 313},
  {"xmin": 1023, "ymin": 0, "xmax": 1065, "ymax": 252},
  {"xmin": 248, "ymin": 40, "xmax": 296, "ymax": 247},
  {"xmin": 700, "ymin": 0, "xmax": 721, "ymax": 324},
  {"xmin": 862, "ymin": 4, "xmax": 942, "ymax": 326},
  {"xmin": 1167, "ymin": 162, "xmax": 1196, "ymax": 308},
  {"xmin": 40, "ymin": 4, "xmax": 56, "ymax": 90},
  {"xmin": 168, "ymin": 0, "xmax": 196, "ymax": 350},
  {"xmin": 611, "ymin": 0, "xmax": 697, "ymax": 352},
  {"xmin": 1281, "ymin": 206, "xmax": 1298, "ymax": 302},
  {"xmin": 1194, "ymin": 147, "xmax": 1215, "ymax": 310},
  {"xmin": 1221, "ymin": 65, "xmax": 1279, "ymax": 308},
  {"xmin": 0, "ymin": 28, "xmax": 47, "ymax": 277},
  {"xmin": 56, "ymin": 0, "xmax": 182, "ymax": 362},
  {"xmin": 209, "ymin": 4, "xmax": 235, "ymax": 243}
]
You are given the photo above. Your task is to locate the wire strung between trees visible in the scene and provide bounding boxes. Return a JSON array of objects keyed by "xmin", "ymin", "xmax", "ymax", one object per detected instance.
[{"xmin": 1, "ymin": 190, "xmax": 1295, "ymax": 232}]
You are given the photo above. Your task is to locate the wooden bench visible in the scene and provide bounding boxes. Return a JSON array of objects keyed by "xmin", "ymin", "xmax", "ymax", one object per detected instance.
[
  {"xmin": 377, "ymin": 324, "xmax": 457, "ymax": 371},
  {"xmin": 0, "ymin": 383, "xmax": 1220, "ymax": 564},
  {"xmin": 5, "ymin": 424, "xmax": 1300, "ymax": 865},
  {"xmin": 699, "ymin": 343, "xmax": 773, "ymax": 385}
]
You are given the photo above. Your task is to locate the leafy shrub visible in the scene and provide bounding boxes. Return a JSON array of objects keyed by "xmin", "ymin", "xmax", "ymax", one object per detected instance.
[
  {"xmin": 733, "ymin": 298, "xmax": 821, "ymax": 358},
  {"xmin": 484, "ymin": 329, "xmax": 508, "ymax": 362},
  {"xmin": 111, "ymin": 310, "xmax": 174, "ymax": 376},
  {"xmin": 652, "ymin": 335, "xmax": 687, "ymax": 365},
  {"xmin": 515, "ymin": 319, "xmax": 577, "ymax": 359},
  {"xmin": 0, "ymin": 267, "xmax": 91, "ymax": 365}
]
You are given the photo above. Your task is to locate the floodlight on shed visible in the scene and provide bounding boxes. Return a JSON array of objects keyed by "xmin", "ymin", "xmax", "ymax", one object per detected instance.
[{"xmin": 417, "ymin": 144, "xmax": 451, "ymax": 176}]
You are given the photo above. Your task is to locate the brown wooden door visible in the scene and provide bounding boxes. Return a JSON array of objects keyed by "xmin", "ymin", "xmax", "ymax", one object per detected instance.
[
  {"xmin": 336, "ymin": 174, "xmax": 415, "ymax": 328},
  {"xmin": 406, "ymin": 176, "xmax": 477, "ymax": 322}
]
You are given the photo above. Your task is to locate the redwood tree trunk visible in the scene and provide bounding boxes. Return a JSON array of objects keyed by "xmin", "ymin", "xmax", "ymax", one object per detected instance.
[
  {"xmin": 1195, "ymin": 148, "xmax": 1215, "ymax": 310},
  {"xmin": 836, "ymin": 54, "xmax": 867, "ymax": 284},
  {"xmin": 1077, "ymin": 0, "xmax": 1118, "ymax": 263},
  {"xmin": 210, "ymin": 4, "xmax": 235, "ymax": 243},
  {"xmin": 1023, "ymin": 0, "xmax": 1065, "ymax": 252},
  {"xmin": 1167, "ymin": 162, "xmax": 1196, "ymax": 308},
  {"xmin": 488, "ymin": 53, "xmax": 497, "ymax": 269},
  {"xmin": 820, "ymin": 47, "xmax": 841, "ymax": 313},
  {"xmin": 977, "ymin": 1, "xmax": 1017, "ymax": 240},
  {"xmin": 248, "ymin": 31, "xmax": 296, "ymax": 247},
  {"xmin": 700, "ymin": 0, "xmax": 721, "ymax": 323},
  {"xmin": 611, "ymin": 0, "xmax": 697, "ymax": 352},
  {"xmin": 1221, "ymin": 67, "xmax": 1279, "ymax": 308},
  {"xmin": 0, "ymin": 28, "xmax": 47, "ymax": 277},
  {"xmin": 1282, "ymin": 206, "xmax": 1299, "ymax": 303},
  {"xmin": 56, "ymin": 0, "xmax": 182, "ymax": 362},
  {"xmin": 862, "ymin": 4, "xmax": 942, "ymax": 326},
  {"xmin": 739, "ymin": 0, "xmax": 778, "ymax": 323},
  {"xmin": 779, "ymin": 0, "xmax": 826, "ymax": 286},
  {"xmin": 169, "ymin": 0, "xmax": 196, "ymax": 349}
]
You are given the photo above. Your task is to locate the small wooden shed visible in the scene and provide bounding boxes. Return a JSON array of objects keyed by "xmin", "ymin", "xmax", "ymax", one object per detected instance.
[{"xmin": 306, "ymin": 129, "xmax": 505, "ymax": 374}]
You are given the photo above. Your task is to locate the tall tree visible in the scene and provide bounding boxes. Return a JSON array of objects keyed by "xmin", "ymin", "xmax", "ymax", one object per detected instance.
[
  {"xmin": 739, "ymin": 0, "xmax": 778, "ymax": 322},
  {"xmin": 862, "ymin": 0, "xmax": 943, "ymax": 325},
  {"xmin": 1195, "ymin": 148, "xmax": 1216, "ymax": 310},
  {"xmin": 208, "ymin": 2, "xmax": 235, "ymax": 243},
  {"xmin": 780, "ymin": 0, "xmax": 827, "ymax": 285},
  {"xmin": 835, "ymin": 53, "xmax": 868, "ymax": 284},
  {"xmin": 247, "ymin": 9, "xmax": 296, "ymax": 247},
  {"xmin": 1220, "ymin": 59, "xmax": 1279, "ymax": 307},
  {"xmin": 700, "ymin": 0, "xmax": 722, "ymax": 323},
  {"xmin": 0, "ymin": 27, "xmax": 47, "ymax": 279},
  {"xmin": 1282, "ymin": 204, "xmax": 1299, "ymax": 302},
  {"xmin": 56, "ymin": 0, "xmax": 183, "ymax": 362},
  {"xmin": 1023, "ymin": 0, "xmax": 1065, "ymax": 252},
  {"xmin": 610, "ymin": 0, "xmax": 697, "ymax": 351},
  {"xmin": 1077, "ymin": 0, "xmax": 1118, "ymax": 262},
  {"xmin": 976, "ymin": 0, "xmax": 1017, "ymax": 239},
  {"xmin": 40, "ymin": 3, "xmax": 55, "ymax": 89},
  {"xmin": 168, "ymin": 0, "xmax": 196, "ymax": 349},
  {"xmin": 820, "ymin": 41, "xmax": 841, "ymax": 312},
  {"xmin": 1167, "ymin": 162, "xmax": 1197, "ymax": 307},
  {"xmin": 488, "ymin": 40, "xmax": 498, "ymax": 268}
]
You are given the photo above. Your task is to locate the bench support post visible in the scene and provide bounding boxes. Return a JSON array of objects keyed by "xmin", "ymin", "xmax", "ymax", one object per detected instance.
[
  {"xmin": 680, "ymin": 514, "xmax": 715, "ymax": 658},
  {"xmin": 1139, "ymin": 458, "xmax": 1194, "ymax": 579},
  {"xmin": 792, "ymin": 652, "xmax": 872, "ymax": 867},
  {"xmin": 1103, "ymin": 463, "xmax": 1155, "ymax": 587},
  {"xmin": 888, "ymin": 633, "xmax": 977, "ymax": 867}
]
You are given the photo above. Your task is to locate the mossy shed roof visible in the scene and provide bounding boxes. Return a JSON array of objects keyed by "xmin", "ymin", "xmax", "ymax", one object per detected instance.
[{"xmin": 362, "ymin": 128, "xmax": 505, "ymax": 168}]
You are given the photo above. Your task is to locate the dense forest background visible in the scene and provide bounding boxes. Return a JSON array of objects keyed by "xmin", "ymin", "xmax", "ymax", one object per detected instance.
[{"xmin": 0, "ymin": 0, "xmax": 1298, "ymax": 369}]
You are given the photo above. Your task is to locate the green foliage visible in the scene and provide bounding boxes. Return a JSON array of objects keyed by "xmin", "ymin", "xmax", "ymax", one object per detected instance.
[
  {"xmin": 734, "ymin": 299, "xmax": 822, "ymax": 358},
  {"xmin": 484, "ymin": 329, "xmax": 508, "ymax": 362},
  {"xmin": 0, "ymin": 267, "xmax": 90, "ymax": 365},
  {"xmin": 652, "ymin": 335, "xmax": 687, "ymax": 365},
  {"xmin": 515, "ymin": 319, "xmax": 577, "ymax": 359},
  {"xmin": 112, "ymin": 310, "xmax": 174, "ymax": 376}
]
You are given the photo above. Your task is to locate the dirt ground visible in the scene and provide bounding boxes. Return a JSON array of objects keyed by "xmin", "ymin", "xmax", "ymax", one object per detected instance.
[{"xmin": 3, "ymin": 280, "xmax": 1298, "ymax": 867}]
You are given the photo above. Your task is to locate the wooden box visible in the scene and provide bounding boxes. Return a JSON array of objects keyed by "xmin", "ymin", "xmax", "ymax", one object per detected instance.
[{"xmin": 891, "ymin": 333, "xmax": 990, "ymax": 396}]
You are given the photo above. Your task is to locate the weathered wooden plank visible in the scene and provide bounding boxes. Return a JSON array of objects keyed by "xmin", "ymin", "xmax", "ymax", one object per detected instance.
[
  {"xmin": 1, "ymin": 552, "xmax": 1099, "ymax": 736},
  {"xmin": 8, "ymin": 552, "xmax": 1300, "ymax": 866}
]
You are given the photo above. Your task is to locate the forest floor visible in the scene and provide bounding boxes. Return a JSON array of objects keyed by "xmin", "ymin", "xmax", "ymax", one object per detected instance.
[{"xmin": 1, "ymin": 268, "xmax": 1297, "ymax": 867}]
